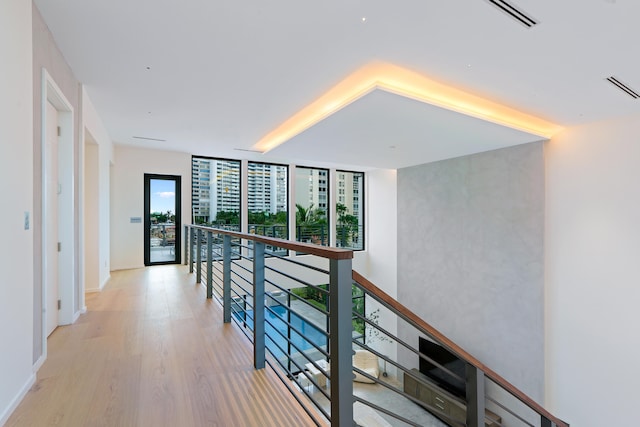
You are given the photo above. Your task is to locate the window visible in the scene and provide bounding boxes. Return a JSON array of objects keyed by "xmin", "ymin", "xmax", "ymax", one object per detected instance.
[
  {"xmin": 247, "ymin": 162, "xmax": 288, "ymax": 247},
  {"xmin": 191, "ymin": 156, "xmax": 240, "ymax": 231},
  {"xmin": 295, "ymin": 166, "xmax": 329, "ymax": 247},
  {"xmin": 336, "ymin": 170, "xmax": 364, "ymax": 250}
]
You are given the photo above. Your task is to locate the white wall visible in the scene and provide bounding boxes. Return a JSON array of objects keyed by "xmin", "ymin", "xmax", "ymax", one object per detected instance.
[
  {"xmin": 82, "ymin": 89, "xmax": 113, "ymax": 291},
  {"xmin": 0, "ymin": 0, "xmax": 34, "ymax": 423},
  {"xmin": 111, "ymin": 145, "xmax": 191, "ymax": 270},
  {"xmin": 545, "ymin": 114, "xmax": 640, "ymax": 426},
  {"xmin": 353, "ymin": 169, "xmax": 397, "ymax": 297},
  {"xmin": 32, "ymin": 5, "xmax": 82, "ymax": 359},
  {"xmin": 354, "ymin": 169, "xmax": 398, "ymax": 372}
]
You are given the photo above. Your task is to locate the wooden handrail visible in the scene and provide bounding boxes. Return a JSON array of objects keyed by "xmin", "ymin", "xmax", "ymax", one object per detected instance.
[
  {"xmin": 352, "ymin": 270, "xmax": 569, "ymax": 427},
  {"xmin": 187, "ymin": 224, "xmax": 353, "ymax": 260}
]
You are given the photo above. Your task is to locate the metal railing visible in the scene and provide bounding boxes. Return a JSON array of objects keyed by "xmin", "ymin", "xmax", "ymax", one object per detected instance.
[{"xmin": 185, "ymin": 224, "xmax": 568, "ymax": 427}]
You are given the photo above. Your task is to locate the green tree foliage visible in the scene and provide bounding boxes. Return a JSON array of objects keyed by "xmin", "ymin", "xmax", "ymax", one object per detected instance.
[
  {"xmin": 150, "ymin": 210, "xmax": 175, "ymax": 224},
  {"xmin": 248, "ymin": 210, "xmax": 288, "ymax": 226},
  {"xmin": 336, "ymin": 203, "xmax": 358, "ymax": 246},
  {"xmin": 215, "ymin": 210, "xmax": 239, "ymax": 225},
  {"xmin": 295, "ymin": 203, "xmax": 327, "ymax": 226}
]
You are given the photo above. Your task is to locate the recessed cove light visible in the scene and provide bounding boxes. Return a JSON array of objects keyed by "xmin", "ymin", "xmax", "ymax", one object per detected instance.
[
  {"xmin": 361, "ymin": 16, "xmax": 367, "ymax": 23},
  {"xmin": 252, "ymin": 62, "xmax": 562, "ymax": 153}
]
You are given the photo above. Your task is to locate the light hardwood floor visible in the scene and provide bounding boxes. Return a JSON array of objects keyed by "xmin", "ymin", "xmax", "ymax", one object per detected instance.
[{"xmin": 6, "ymin": 266, "xmax": 320, "ymax": 427}]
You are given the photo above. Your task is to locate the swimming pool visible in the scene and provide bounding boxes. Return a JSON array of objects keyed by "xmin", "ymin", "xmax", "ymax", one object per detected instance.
[{"xmin": 233, "ymin": 304, "xmax": 327, "ymax": 360}]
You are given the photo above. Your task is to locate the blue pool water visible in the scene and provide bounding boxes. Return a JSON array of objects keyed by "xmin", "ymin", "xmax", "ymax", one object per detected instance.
[{"xmin": 234, "ymin": 305, "xmax": 327, "ymax": 359}]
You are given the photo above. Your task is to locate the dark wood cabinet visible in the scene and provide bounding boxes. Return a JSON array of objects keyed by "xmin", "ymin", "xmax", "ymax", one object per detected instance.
[{"xmin": 403, "ymin": 369, "xmax": 500, "ymax": 427}]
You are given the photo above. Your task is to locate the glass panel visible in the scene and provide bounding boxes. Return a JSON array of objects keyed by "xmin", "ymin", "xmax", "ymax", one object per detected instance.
[
  {"xmin": 336, "ymin": 170, "xmax": 364, "ymax": 250},
  {"xmin": 149, "ymin": 179, "xmax": 177, "ymax": 263},
  {"xmin": 295, "ymin": 167, "xmax": 329, "ymax": 247},
  {"xmin": 248, "ymin": 162, "xmax": 288, "ymax": 254},
  {"xmin": 192, "ymin": 157, "xmax": 241, "ymax": 231}
]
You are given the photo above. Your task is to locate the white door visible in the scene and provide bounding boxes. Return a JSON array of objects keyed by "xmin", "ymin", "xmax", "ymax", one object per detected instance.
[{"xmin": 45, "ymin": 100, "xmax": 59, "ymax": 337}]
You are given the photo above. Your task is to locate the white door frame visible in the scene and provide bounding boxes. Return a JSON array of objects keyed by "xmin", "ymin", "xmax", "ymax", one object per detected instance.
[{"xmin": 41, "ymin": 68, "xmax": 75, "ymax": 358}]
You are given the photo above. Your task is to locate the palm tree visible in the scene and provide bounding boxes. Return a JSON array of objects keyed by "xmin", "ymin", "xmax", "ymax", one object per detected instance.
[{"xmin": 296, "ymin": 203, "xmax": 313, "ymax": 225}]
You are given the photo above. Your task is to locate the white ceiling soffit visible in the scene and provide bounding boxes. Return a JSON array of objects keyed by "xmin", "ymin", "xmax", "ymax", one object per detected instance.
[{"xmin": 268, "ymin": 89, "xmax": 544, "ymax": 170}]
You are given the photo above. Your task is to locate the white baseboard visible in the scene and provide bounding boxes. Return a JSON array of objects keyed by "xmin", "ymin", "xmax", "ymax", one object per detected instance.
[
  {"xmin": 33, "ymin": 354, "xmax": 46, "ymax": 372},
  {"xmin": 85, "ymin": 274, "xmax": 111, "ymax": 294},
  {"xmin": 100, "ymin": 274, "xmax": 110, "ymax": 290},
  {"xmin": 0, "ymin": 373, "xmax": 36, "ymax": 426}
]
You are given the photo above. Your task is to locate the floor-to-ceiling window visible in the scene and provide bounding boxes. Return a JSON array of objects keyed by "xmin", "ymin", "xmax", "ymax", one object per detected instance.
[
  {"xmin": 247, "ymin": 162, "xmax": 288, "ymax": 252},
  {"xmin": 295, "ymin": 166, "xmax": 329, "ymax": 247},
  {"xmin": 191, "ymin": 156, "xmax": 241, "ymax": 231},
  {"xmin": 336, "ymin": 170, "xmax": 364, "ymax": 250}
]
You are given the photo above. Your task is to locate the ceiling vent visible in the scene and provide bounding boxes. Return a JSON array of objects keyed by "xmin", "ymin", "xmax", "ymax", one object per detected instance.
[
  {"xmin": 234, "ymin": 148, "xmax": 263, "ymax": 153},
  {"xmin": 133, "ymin": 136, "xmax": 166, "ymax": 142},
  {"xmin": 606, "ymin": 76, "xmax": 640, "ymax": 99},
  {"xmin": 485, "ymin": 0, "xmax": 538, "ymax": 28}
]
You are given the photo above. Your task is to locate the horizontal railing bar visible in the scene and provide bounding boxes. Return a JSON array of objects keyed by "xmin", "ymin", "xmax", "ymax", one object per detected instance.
[
  {"xmin": 263, "ymin": 305, "xmax": 330, "ymax": 356},
  {"xmin": 286, "ymin": 292, "xmax": 330, "ymax": 318},
  {"xmin": 262, "ymin": 327, "xmax": 331, "ymax": 401},
  {"xmin": 262, "ymin": 251, "xmax": 331, "ymax": 275},
  {"xmin": 486, "ymin": 387, "xmax": 533, "ymax": 427},
  {"xmin": 351, "ymin": 310, "xmax": 419, "ymax": 360},
  {"xmin": 352, "ymin": 368, "xmax": 464, "ymax": 427},
  {"xmin": 265, "ymin": 268, "xmax": 330, "ymax": 295},
  {"xmin": 229, "ymin": 311, "xmax": 253, "ymax": 341},
  {"xmin": 229, "ymin": 278, "xmax": 253, "ymax": 298},
  {"xmin": 263, "ymin": 276, "xmax": 329, "ymax": 304},
  {"xmin": 230, "ymin": 271, "xmax": 254, "ymax": 290},
  {"xmin": 230, "ymin": 259, "xmax": 253, "ymax": 274},
  {"xmin": 264, "ymin": 358, "xmax": 330, "ymax": 425},
  {"xmin": 188, "ymin": 224, "xmax": 353, "ymax": 260},
  {"xmin": 264, "ymin": 304, "xmax": 329, "ymax": 346},
  {"xmin": 267, "ymin": 350, "xmax": 330, "ymax": 406},
  {"xmin": 353, "ymin": 270, "xmax": 568, "ymax": 427}
]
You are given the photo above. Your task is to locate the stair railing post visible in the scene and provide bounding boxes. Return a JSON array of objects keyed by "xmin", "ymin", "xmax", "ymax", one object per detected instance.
[
  {"xmin": 206, "ymin": 230, "xmax": 213, "ymax": 299},
  {"xmin": 222, "ymin": 235, "xmax": 232, "ymax": 323},
  {"xmin": 541, "ymin": 417, "xmax": 556, "ymax": 427},
  {"xmin": 466, "ymin": 363, "xmax": 485, "ymax": 427},
  {"xmin": 196, "ymin": 228, "xmax": 202, "ymax": 283},
  {"xmin": 183, "ymin": 225, "xmax": 189, "ymax": 265},
  {"xmin": 253, "ymin": 241, "xmax": 265, "ymax": 369},
  {"xmin": 189, "ymin": 227, "xmax": 195, "ymax": 273},
  {"xmin": 329, "ymin": 257, "xmax": 354, "ymax": 426}
]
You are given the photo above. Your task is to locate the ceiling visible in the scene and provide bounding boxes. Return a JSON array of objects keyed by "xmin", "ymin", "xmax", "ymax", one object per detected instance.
[{"xmin": 34, "ymin": 0, "xmax": 640, "ymax": 170}]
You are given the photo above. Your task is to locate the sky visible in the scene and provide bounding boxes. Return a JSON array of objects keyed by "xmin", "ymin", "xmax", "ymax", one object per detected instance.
[{"xmin": 150, "ymin": 179, "xmax": 176, "ymax": 213}]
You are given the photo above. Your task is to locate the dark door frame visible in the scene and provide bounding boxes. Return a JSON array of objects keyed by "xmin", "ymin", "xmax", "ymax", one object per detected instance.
[{"xmin": 144, "ymin": 173, "xmax": 182, "ymax": 266}]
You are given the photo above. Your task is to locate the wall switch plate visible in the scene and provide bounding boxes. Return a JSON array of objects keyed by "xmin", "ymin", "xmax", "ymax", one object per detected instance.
[{"xmin": 24, "ymin": 211, "xmax": 30, "ymax": 230}]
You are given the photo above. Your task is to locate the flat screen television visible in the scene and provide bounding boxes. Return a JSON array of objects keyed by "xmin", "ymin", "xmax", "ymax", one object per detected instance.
[{"xmin": 418, "ymin": 337, "xmax": 466, "ymax": 399}]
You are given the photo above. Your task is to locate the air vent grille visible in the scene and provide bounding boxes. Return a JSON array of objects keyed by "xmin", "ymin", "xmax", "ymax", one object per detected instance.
[
  {"xmin": 486, "ymin": 0, "xmax": 538, "ymax": 28},
  {"xmin": 606, "ymin": 76, "xmax": 640, "ymax": 99},
  {"xmin": 133, "ymin": 136, "xmax": 166, "ymax": 142}
]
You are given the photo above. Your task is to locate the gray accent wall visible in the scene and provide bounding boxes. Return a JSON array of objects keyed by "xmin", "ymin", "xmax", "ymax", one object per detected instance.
[{"xmin": 397, "ymin": 142, "xmax": 544, "ymax": 401}]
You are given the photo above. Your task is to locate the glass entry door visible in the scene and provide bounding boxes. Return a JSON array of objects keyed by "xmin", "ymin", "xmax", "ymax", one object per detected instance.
[{"xmin": 144, "ymin": 174, "xmax": 181, "ymax": 265}]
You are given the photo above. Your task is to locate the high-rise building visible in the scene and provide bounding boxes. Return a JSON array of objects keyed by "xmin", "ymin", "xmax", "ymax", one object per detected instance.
[
  {"xmin": 192, "ymin": 157, "xmax": 240, "ymax": 223},
  {"xmin": 247, "ymin": 162, "xmax": 287, "ymax": 214},
  {"xmin": 336, "ymin": 171, "xmax": 362, "ymax": 218},
  {"xmin": 295, "ymin": 167, "xmax": 328, "ymax": 211}
]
